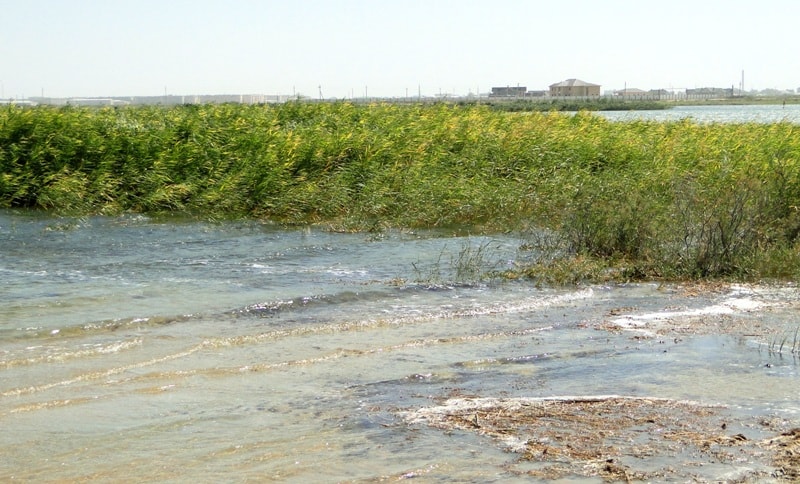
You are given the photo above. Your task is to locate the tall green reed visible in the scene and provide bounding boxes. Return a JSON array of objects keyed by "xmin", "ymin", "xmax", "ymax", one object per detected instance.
[{"xmin": 2, "ymin": 102, "xmax": 800, "ymax": 280}]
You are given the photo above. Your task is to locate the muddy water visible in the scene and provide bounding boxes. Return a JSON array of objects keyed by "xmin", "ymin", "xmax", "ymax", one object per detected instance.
[{"xmin": 1, "ymin": 210, "xmax": 798, "ymax": 482}]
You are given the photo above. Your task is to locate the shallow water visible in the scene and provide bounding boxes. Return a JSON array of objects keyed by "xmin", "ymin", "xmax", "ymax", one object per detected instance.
[{"xmin": 1, "ymin": 210, "xmax": 798, "ymax": 481}]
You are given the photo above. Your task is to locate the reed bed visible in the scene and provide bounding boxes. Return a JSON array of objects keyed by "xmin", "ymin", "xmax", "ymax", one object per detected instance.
[
  {"xmin": 476, "ymin": 97, "xmax": 669, "ymax": 112},
  {"xmin": 2, "ymin": 102, "xmax": 800, "ymax": 280}
]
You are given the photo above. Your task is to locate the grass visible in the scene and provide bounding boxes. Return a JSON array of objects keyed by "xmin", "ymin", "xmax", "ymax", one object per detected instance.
[{"xmin": 2, "ymin": 101, "xmax": 800, "ymax": 283}]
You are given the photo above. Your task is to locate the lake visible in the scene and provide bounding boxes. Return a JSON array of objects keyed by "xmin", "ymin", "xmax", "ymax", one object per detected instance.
[
  {"xmin": 597, "ymin": 103, "xmax": 800, "ymax": 124},
  {"xmin": 1, "ymin": 209, "xmax": 798, "ymax": 481}
]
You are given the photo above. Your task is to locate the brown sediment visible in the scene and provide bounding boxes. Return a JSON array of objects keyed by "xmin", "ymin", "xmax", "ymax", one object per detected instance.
[
  {"xmin": 400, "ymin": 395, "xmax": 795, "ymax": 481},
  {"xmin": 766, "ymin": 428, "xmax": 800, "ymax": 481}
]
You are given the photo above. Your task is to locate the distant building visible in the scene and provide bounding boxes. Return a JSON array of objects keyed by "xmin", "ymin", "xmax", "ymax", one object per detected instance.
[
  {"xmin": 0, "ymin": 99, "xmax": 37, "ymax": 106},
  {"xmin": 25, "ymin": 93, "xmax": 290, "ymax": 107},
  {"xmin": 685, "ymin": 87, "xmax": 731, "ymax": 97},
  {"xmin": 614, "ymin": 88, "xmax": 647, "ymax": 97},
  {"xmin": 67, "ymin": 98, "xmax": 131, "ymax": 106},
  {"xmin": 526, "ymin": 90, "xmax": 547, "ymax": 97},
  {"xmin": 549, "ymin": 79, "xmax": 601, "ymax": 97},
  {"xmin": 490, "ymin": 86, "xmax": 527, "ymax": 97}
]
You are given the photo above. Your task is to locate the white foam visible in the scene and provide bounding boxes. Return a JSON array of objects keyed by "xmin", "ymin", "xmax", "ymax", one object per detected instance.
[{"xmin": 610, "ymin": 287, "xmax": 769, "ymax": 334}]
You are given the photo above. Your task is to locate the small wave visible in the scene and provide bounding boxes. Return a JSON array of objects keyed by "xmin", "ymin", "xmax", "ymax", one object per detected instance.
[
  {"xmin": 133, "ymin": 325, "xmax": 559, "ymax": 384},
  {"xmin": 0, "ymin": 288, "xmax": 589, "ymax": 404},
  {"xmin": 0, "ymin": 339, "xmax": 142, "ymax": 369},
  {"xmin": 8, "ymin": 396, "xmax": 98, "ymax": 414},
  {"xmin": 232, "ymin": 290, "xmax": 394, "ymax": 318},
  {"xmin": 0, "ymin": 288, "xmax": 592, "ymax": 398},
  {"xmin": 1, "ymin": 341, "xmax": 207, "ymax": 397},
  {"xmin": 204, "ymin": 289, "xmax": 590, "ymax": 349},
  {"xmin": 0, "ymin": 313, "xmax": 195, "ymax": 342},
  {"xmin": 326, "ymin": 268, "xmax": 369, "ymax": 277},
  {"xmin": 234, "ymin": 286, "xmax": 592, "ymax": 320},
  {"xmin": 0, "ymin": 267, "xmax": 50, "ymax": 278}
]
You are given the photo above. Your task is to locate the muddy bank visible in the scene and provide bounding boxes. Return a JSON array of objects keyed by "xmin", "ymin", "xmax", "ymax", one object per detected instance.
[
  {"xmin": 400, "ymin": 395, "xmax": 798, "ymax": 481},
  {"xmin": 397, "ymin": 283, "xmax": 800, "ymax": 482}
]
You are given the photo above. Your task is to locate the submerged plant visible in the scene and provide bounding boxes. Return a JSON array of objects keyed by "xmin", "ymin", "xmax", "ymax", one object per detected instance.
[
  {"xmin": 411, "ymin": 238, "xmax": 502, "ymax": 286},
  {"xmin": 768, "ymin": 327, "xmax": 800, "ymax": 356},
  {"xmin": 451, "ymin": 238, "xmax": 503, "ymax": 282}
]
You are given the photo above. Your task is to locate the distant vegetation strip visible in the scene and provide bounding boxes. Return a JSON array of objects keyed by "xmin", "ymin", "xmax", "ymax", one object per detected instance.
[
  {"xmin": 473, "ymin": 97, "xmax": 670, "ymax": 112},
  {"xmin": 2, "ymin": 102, "xmax": 800, "ymax": 281},
  {"xmin": 677, "ymin": 95, "xmax": 800, "ymax": 106}
]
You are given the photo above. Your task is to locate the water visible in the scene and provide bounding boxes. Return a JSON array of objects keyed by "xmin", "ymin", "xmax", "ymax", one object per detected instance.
[
  {"xmin": 597, "ymin": 103, "xmax": 800, "ymax": 124},
  {"xmin": 2, "ymin": 209, "xmax": 798, "ymax": 481}
]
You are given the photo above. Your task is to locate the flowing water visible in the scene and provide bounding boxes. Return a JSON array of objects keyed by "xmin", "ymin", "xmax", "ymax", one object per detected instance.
[{"xmin": 2, "ymin": 209, "xmax": 799, "ymax": 481}]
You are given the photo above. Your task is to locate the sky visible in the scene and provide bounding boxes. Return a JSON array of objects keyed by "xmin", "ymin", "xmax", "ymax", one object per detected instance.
[{"xmin": 2, "ymin": 0, "xmax": 799, "ymax": 99}]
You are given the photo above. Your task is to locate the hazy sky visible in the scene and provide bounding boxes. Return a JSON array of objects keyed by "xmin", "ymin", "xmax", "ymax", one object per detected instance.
[{"xmin": 2, "ymin": 0, "xmax": 798, "ymax": 99}]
